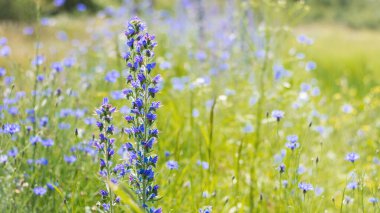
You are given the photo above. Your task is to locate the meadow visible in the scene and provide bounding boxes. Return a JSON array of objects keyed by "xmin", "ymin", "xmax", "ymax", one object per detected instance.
[{"xmin": 1, "ymin": 0, "xmax": 380, "ymax": 212}]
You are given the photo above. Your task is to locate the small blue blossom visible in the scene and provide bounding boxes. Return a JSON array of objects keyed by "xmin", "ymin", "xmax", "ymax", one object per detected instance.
[
  {"xmin": 41, "ymin": 139, "xmax": 54, "ymax": 147},
  {"xmin": 105, "ymin": 70, "xmax": 120, "ymax": 83},
  {"xmin": 64, "ymin": 155, "xmax": 77, "ymax": 164},
  {"xmin": 0, "ymin": 155, "xmax": 8, "ymax": 163},
  {"xmin": 369, "ymin": 197, "xmax": 378, "ymax": 204},
  {"xmin": 33, "ymin": 187, "xmax": 47, "ymax": 196},
  {"xmin": 199, "ymin": 206, "xmax": 212, "ymax": 213},
  {"xmin": 298, "ymin": 182, "xmax": 313, "ymax": 193},
  {"xmin": 54, "ymin": 0, "xmax": 65, "ymax": 7},
  {"xmin": 271, "ymin": 110, "xmax": 284, "ymax": 121},
  {"xmin": 166, "ymin": 160, "xmax": 179, "ymax": 170},
  {"xmin": 305, "ymin": 61, "xmax": 317, "ymax": 71},
  {"xmin": 3, "ymin": 123, "xmax": 20, "ymax": 135},
  {"xmin": 76, "ymin": 3, "xmax": 87, "ymax": 12},
  {"xmin": 347, "ymin": 182, "xmax": 358, "ymax": 190},
  {"xmin": 32, "ymin": 55, "xmax": 44, "ymax": 66},
  {"xmin": 0, "ymin": 67, "xmax": 6, "ymax": 77},
  {"xmin": 30, "ymin": 136, "xmax": 41, "ymax": 145},
  {"xmin": 346, "ymin": 152, "xmax": 359, "ymax": 163},
  {"xmin": 8, "ymin": 147, "xmax": 18, "ymax": 157}
]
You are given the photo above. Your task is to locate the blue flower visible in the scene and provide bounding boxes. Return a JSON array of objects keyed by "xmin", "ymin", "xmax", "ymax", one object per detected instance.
[
  {"xmin": 0, "ymin": 155, "xmax": 8, "ymax": 163},
  {"xmin": 30, "ymin": 136, "xmax": 41, "ymax": 145},
  {"xmin": 369, "ymin": 197, "xmax": 378, "ymax": 204},
  {"xmin": 32, "ymin": 55, "xmax": 44, "ymax": 66},
  {"xmin": 7, "ymin": 147, "xmax": 18, "ymax": 157},
  {"xmin": 271, "ymin": 110, "xmax": 284, "ymax": 121},
  {"xmin": 51, "ymin": 62, "xmax": 64, "ymax": 72},
  {"xmin": 41, "ymin": 139, "xmax": 54, "ymax": 147},
  {"xmin": 305, "ymin": 61, "xmax": 316, "ymax": 71},
  {"xmin": 0, "ymin": 46, "xmax": 10, "ymax": 57},
  {"xmin": 64, "ymin": 155, "xmax": 77, "ymax": 164},
  {"xmin": 166, "ymin": 160, "xmax": 179, "ymax": 170},
  {"xmin": 0, "ymin": 67, "xmax": 6, "ymax": 77},
  {"xmin": 39, "ymin": 116, "xmax": 49, "ymax": 128},
  {"xmin": 199, "ymin": 206, "xmax": 212, "ymax": 213},
  {"xmin": 105, "ymin": 70, "xmax": 120, "ymax": 83},
  {"xmin": 278, "ymin": 164, "xmax": 285, "ymax": 173},
  {"xmin": 33, "ymin": 187, "xmax": 47, "ymax": 196},
  {"xmin": 298, "ymin": 182, "xmax": 313, "ymax": 193},
  {"xmin": 54, "ymin": 0, "xmax": 65, "ymax": 7},
  {"xmin": 99, "ymin": 189, "xmax": 108, "ymax": 197},
  {"xmin": 286, "ymin": 142, "xmax": 299, "ymax": 151},
  {"xmin": 347, "ymin": 182, "xmax": 358, "ymax": 190},
  {"xmin": 287, "ymin": 135, "xmax": 298, "ymax": 143},
  {"xmin": 346, "ymin": 152, "xmax": 359, "ymax": 163},
  {"xmin": 3, "ymin": 123, "xmax": 20, "ymax": 135},
  {"xmin": 35, "ymin": 158, "xmax": 48, "ymax": 165},
  {"xmin": 76, "ymin": 3, "xmax": 87, "ymax": 12}
]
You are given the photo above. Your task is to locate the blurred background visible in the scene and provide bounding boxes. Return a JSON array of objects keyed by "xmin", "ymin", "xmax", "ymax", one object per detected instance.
[{"xmin": 1, "ymin": 0, "xmax": 380, "ymax": 95}]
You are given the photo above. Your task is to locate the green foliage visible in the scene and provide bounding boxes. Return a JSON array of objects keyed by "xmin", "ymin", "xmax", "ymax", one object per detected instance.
[{"xmin": 0, "ymin": 0, "xmax": 37, "ymax": 22}]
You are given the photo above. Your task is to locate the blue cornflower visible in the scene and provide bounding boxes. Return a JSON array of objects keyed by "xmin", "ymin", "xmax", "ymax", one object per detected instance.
[
  {"xmin": 58, "ymin": 122, "xmax": 71, "ymax": 130},
  {"xmin": 305, "ymin": 61, "xmax": 316, "ymax": 71},
  {"xmin": 39, "ymin": 116, "xmax": 49, "ymax": 128},
  {"xmin": 105, "ymin": 70, "xmax": 120, "ymax": 83},
  {"xmin": 346, "ymin": 152, "xmax": 359, "ymax": 163},
  {"xmin": 8, "ymin": 107, "xmax": 18, "ymax": 116},
  {"xmin": 33, "ymin": 187, "xmax": 47, "ymax": 196},
  {"xmin": 30, "ymin": 136, "xmax": 41, "ymax": 145},
  {"xmin": 0, "ymin": 67, "xmax": 6, "ymax": 76},
  {"xmin": 51, "ymin": 62, "xmax": 64, "ymax": 72},
  {"xmin": 199, "ymin": 206, "xmax": 212, "ymax": 213},
  {"xmin": 63, "ymin": 57, "xmax": 75, "ymax": 68},
  {"xmin": 23, "ymin": 27, "xmax": 34, "ymax": 35},
  {"xmin": 7, "ymin": 147, "xmax": 18, "ymax": 157},
  {"xmin": 0, "ymin": 155, "xmax": 8, "ymax": 163},
  {"xmin": 271, "ymin": 110, "xmax": 284, "ymax": 121},
  {"xmin": 347, "ymin": 182, "xmax": 358, "ymax": 190},
  {"xmin": 41, "ymin": 139, "xmax": 54, "ymax": 147},
  {"xmin": 149, "ymin": 208, "xmax": 162, "ymax": 213},
  {"xmin": 369, "ymin": 197, "xmax": 378, "ymax": 204},
  {"xmin": 166, "ymin": 160, "xmax": 179, "ymax": 170},
  {"xmin": 197, "ymin": 160, "xmax": 209, "ymax": 170},
  {"xmin": 298, "ymin": 182, "xmax": 313, "ymax": 194},
  {"xmin": 35, "ymin": 158, "xmax": 48, "ymax": 165},
  {"xmin": 3, "ymin": 123, "xmax": 20, "ymax": 135},
  {"xmin": 32, "ymin": 55, "xmax": 44, "ymax": 66},
  {"xmin": 0, "ymin": 37, "xmax": 6, "ymax": 46},
  {"xmin": 285, "ymin": 142, "xmax": 299, "ymax": 151},
  {"xmin": 287, "ymin": 135, "xmax": 298, "ymax": 143},
  {"xmin": 84, "ymin": 117, "xmax": 96, "ymax": 125},
  {"xmin": 278, "ymin": 164, "xmax": 285, "ymax": 173},
  {"xmin": 64, "ymin": 155, "xmax": 77, "ymax": 164},
  {"xmin": 46, "ymin": 183, "xmax": 56, "ymax": 190},
  {"xmin": 0, "ymin": 46, "xmax": 10, "ymax": 56},
  {"xmin": 54, "ymin": 0, "xmax": 65, "ymax": 7},
  {"xmin": 76, "ymin": 3, "xmax": 87, "ymax": 12}
]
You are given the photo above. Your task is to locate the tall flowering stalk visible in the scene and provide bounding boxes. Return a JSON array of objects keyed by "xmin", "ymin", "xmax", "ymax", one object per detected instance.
[
  {"xmin": 123, "ymin": 17, "xmax": 162, "ymax": 212},
  {"xmin": 95, "ymin": 97, "xmax": 118, "ymax": 212}
]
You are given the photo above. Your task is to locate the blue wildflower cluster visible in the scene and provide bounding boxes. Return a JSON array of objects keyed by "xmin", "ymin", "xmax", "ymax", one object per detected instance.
[
  {"xmin": 94, "ymin": 98, "xmax": 119, "ymax": 212},
  {"xmin": 122, "ymin": 17, "xmax": 162, "ymax": 212}
]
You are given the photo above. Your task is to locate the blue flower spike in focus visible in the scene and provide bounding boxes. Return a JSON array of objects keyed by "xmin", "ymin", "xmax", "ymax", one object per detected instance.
[
  {"xmin": 95, "ymin": 97, "xmax": 118, "ymax": 212},
  {"xmin": 123, "ymin": 17, "xmax": 162, "ymax": 212}
]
